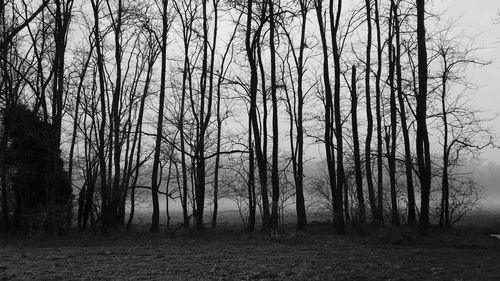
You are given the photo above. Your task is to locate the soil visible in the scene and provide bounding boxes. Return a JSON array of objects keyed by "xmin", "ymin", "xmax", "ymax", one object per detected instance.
[{"xmin": 0, "ymin": 222, "xmax": 499, "ymax": 281}]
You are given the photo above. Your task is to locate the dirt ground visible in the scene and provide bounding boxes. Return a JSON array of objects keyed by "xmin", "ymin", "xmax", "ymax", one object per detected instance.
[{"xmin": 0, "ymin": 220, "xmax": 499, "ymax": 281}]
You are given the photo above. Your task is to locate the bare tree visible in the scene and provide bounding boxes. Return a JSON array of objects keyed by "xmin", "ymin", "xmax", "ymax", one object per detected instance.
[
  {"xmin": 416, "ymin": 0, "xmax": 432, "ymax": 234},
  {"xmin": 374, "ymin": 0, "xmax": 384, "ymax": 222},
  {"xmin": 431, "ymin": 29, "xmax": 492, "ymax": 227},
  {"xmin": 151, "ymin": 0, "xmax": 169, "ymax": 233},
  {"xmin": 349, "ymin": 65, "xmax": 366, "ymax": 226},
  {"xmin": 246, "ymin": 0, "xmax": 271, "ymax": 230},
  {"xmin": 90, "ymin": 0, "xmax": 110, "ymax": 235},
  {"xmin": 281, "ymin": 0, "xmax": 310, "ymax": 230},
  {"xmin": 364, "ymin": 0, "xmax": 377, "ymax": 223},
  {"xmin": 392, "ymin": 0, "xmax": 416, "ymax": 225},
  {"xmin": 268, "ymin": 0, "xmax": 280, "ymax": 231},
  {"xmin": 314, "ymin": 0, "xmax": 337, "ymax": 231},
  {"xmin": 329, "ymin": 0, "xmax": 345, "ymax": 233}
]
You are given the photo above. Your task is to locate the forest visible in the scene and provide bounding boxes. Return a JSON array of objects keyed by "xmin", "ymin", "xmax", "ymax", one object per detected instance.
[
  {"xmin": 2, "ymin": 0, "xmax": 500, "ymax": 279},
  {"xmin": 0, "ymin": 0, "xmax": 498, "ymax": 237}
]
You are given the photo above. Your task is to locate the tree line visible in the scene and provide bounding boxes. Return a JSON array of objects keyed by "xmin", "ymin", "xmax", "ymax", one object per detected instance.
[{"xmin": 0, "ymin": 0, "xmax": 494, "ymax": 235}]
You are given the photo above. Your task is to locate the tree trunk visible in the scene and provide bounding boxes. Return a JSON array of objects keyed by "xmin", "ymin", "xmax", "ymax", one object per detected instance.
[
  {"xmin": 178, "ymin": 5, "xmax": 191, "ymax": 229},
  {"xmin": 246, "ymin": 0, "xmax": 271, "ymax": 231},
  {"xmin": 69, "ymin": 47, "xmax": 92, "ymax": 214},
  {"xmin": 49, "ymin": 0, "xmax": 73, "ymax": 232},
  {"xmin": 314, "ymin": 0, "xmax": 337, "ymax": 230},
  {"xmin": 364, "ymin": 0, "xmax": 377, "ymax": 223},
  {"xmin": 194, "ymin": 0, "xmax": 213, "ymax": 232},
  {"xmin": 269, "ymin": 0, "xmax": 280, "ymax": 231},
  {"xmin": 392, "ymin": 1, "xmax": 416, "ymax": 225},
  {"xmin": 330, "ymin": 0, "xmax": 345, "ymax": 234},
  {"xmin": 109, "ymin": 0, "xmax": 123, "ymax": 227},
  {"xmin": 91, "ymin": 0, "xmax": 110, "ymax": 236},
  {"xmin": 374, "ymin": 0, "xmax": 384, "ymax": 222},
  {"xmin": 416, "ymin": 0, "xmax": 432, "ymax": 234},
  {"xmin": 0, "ymin": 0, "xmax": 8, "ymax": 230},
  {"xmin": 150, "ymin": 0, "xmax": 169, "ymax": 233},
  {"xmin": 350, "ymin": 66, "xmax": 366, "ymax": 226},
  {"xmin": 210, "ymin": 0, "xmax": 219, "ymax": 229},
  {"xmin": 294, "ymin": 0, "xmax": 308, "ymax": 230},
  {"xmin": 440, "ymin": 60, "xmax": 450, "ymax": 228},
  {"xmin": 388, "ymin": 36, "xmax": 400, "ymax": 226},
  {"xmin": 247, "ymin": 114, "xmax": 256, "ymax": 231}
]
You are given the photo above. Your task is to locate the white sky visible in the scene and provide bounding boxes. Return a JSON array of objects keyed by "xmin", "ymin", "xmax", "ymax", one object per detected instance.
[{"xmin": 435, "ymin": 0, "xmax": 500, "ymax": 164}]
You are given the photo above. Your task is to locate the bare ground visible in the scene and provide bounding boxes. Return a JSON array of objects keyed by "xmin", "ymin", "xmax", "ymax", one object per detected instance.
[{"xmin": 0, "ymin": 221, "xmax": 499, "ymax": 281}]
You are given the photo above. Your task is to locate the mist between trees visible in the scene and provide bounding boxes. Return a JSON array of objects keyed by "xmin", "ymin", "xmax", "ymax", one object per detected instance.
[{"xmin": 0, "ymin": 0, "xmax": 496, "ymax": 236}]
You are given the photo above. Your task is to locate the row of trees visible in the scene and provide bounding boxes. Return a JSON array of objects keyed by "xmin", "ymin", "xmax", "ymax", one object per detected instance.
[{"xmin": 0, "ymin": 0, "xmax": 494, "ymax": 235}]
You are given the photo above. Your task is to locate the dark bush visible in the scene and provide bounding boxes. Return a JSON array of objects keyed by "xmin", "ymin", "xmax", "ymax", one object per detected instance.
[{"xmin": 4, "ymin": 104, "xmax": 72, "ymax": 233}]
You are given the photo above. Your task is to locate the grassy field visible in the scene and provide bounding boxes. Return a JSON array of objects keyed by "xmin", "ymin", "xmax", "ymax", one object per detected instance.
[{"xmin": 0, "ymin": 211, "xmax": 499, "ymax": 280}]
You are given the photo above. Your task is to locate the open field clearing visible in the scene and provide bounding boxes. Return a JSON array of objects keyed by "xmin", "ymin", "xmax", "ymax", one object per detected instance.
[{"xmin": 1, "ymin": 221, "xmax": 500, "ymax": 281}]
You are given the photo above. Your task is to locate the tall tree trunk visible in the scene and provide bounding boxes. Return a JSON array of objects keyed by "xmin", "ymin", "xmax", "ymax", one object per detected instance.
[
  {"xmin": 440, "ymin": 58, "xmax": 450, "ymax": 228},
  {"xmin": 70, "ymin": 46, "xmax": 93, "ymax": 227},
  {"xmin": 294, "ymin": 0, "xmax": 308, "ymax": 230},
  {"xmin": 314, "ymin": 0, "xmax": 337, "ymax": 230},
  {"xmin": 374, "ymin": 0, "xmax": 384, "ymax": 222},
  {"xmin": 195, "ymin": 0, "xmax": 213, "ymax": 232},
  {"xmin": 178, "ymin": 6, "xmax": 191, "ymax": 229},
  {"xmin": 109, "ymin": 0, "xmax": 123, "ymax": 227},
  {"xmin": 256, "ymin": 31, "xmax": 269, "ymax": 228},
  {"xmin": 91, "ymin": 0, "xmax": 110, "ymax": 236},
  {"xmin": 150, "ymin": 0, "xmax": 169, "ymax": 233},
  {"xmin": 49, "ymin": 0, "xmax": 73, "ymax": 231},
  {"xmin": 0, "ymin": 0, "xmax": 8, "ymax": 229},
  {"xmin": 210, "ymin": 0, "xmax": 219, "ymax": 229},
  {"xmin": 364, "ymin": 0, "xmax": 377, "ymax": 223},
  {"xmin": 126, "ymin": 46, "xmax": 156, "ymax": 230},
  {"xmin": 330, "ymin": 0, "xmax": 345, "ymax": 234},
  {"xmin": 72, "ymin": 50, "xmax": 92, "ymax": 230},
  {"xmin": 269, "ymin": 0, "xmax": 280, "ymax": 231},
  {"xmin": 350, "ymin": 66, "xmax": 366, "ymax": 226},
  {"xmin": 247, "ymin": 113, "xmax": 256, "ymax": 231},
  {"xmin": 392, "ymin": 1, "xmax": 416, "ymax": 225},
  {"xmin": 246, "ymin": 0, "xmax": 271, "ymax": 231},
  {"xmin": 416, "ymin": 0, "xmax": 432, "ymax": 234},
  {"xmin": 81, "ymin": 99, "xmax": 96, "ymax": 230},
  {"xmin": 388, "ymin": 36, "xmax": 400, "ymax": 226}
]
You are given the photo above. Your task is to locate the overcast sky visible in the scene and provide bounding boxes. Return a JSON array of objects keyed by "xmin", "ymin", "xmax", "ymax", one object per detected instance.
[{"xmin": 435, "ymin": 0, "xmax": 500, "ymax": 164}]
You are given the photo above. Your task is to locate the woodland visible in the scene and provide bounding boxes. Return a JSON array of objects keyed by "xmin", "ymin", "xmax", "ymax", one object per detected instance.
[
  {"xmin": 1, "ymin": 0, "xmax": 500, "ymax": 279},
  {"xmin": 0, "ymin": 0, "xmax": 499, "ymax": 252}
]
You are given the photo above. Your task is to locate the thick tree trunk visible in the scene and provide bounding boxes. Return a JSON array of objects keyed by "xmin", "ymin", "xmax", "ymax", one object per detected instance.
[
  {"xmin": 194, "ymin": 0, "xmax": 213, "ymax": 232},
  {"xmin": 416, "ymin": 0, "xmax": 432, "ymax": 234},
  {"xmin": 49, "ymin": 0, "xmax": 73, "ymax": 232}
]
